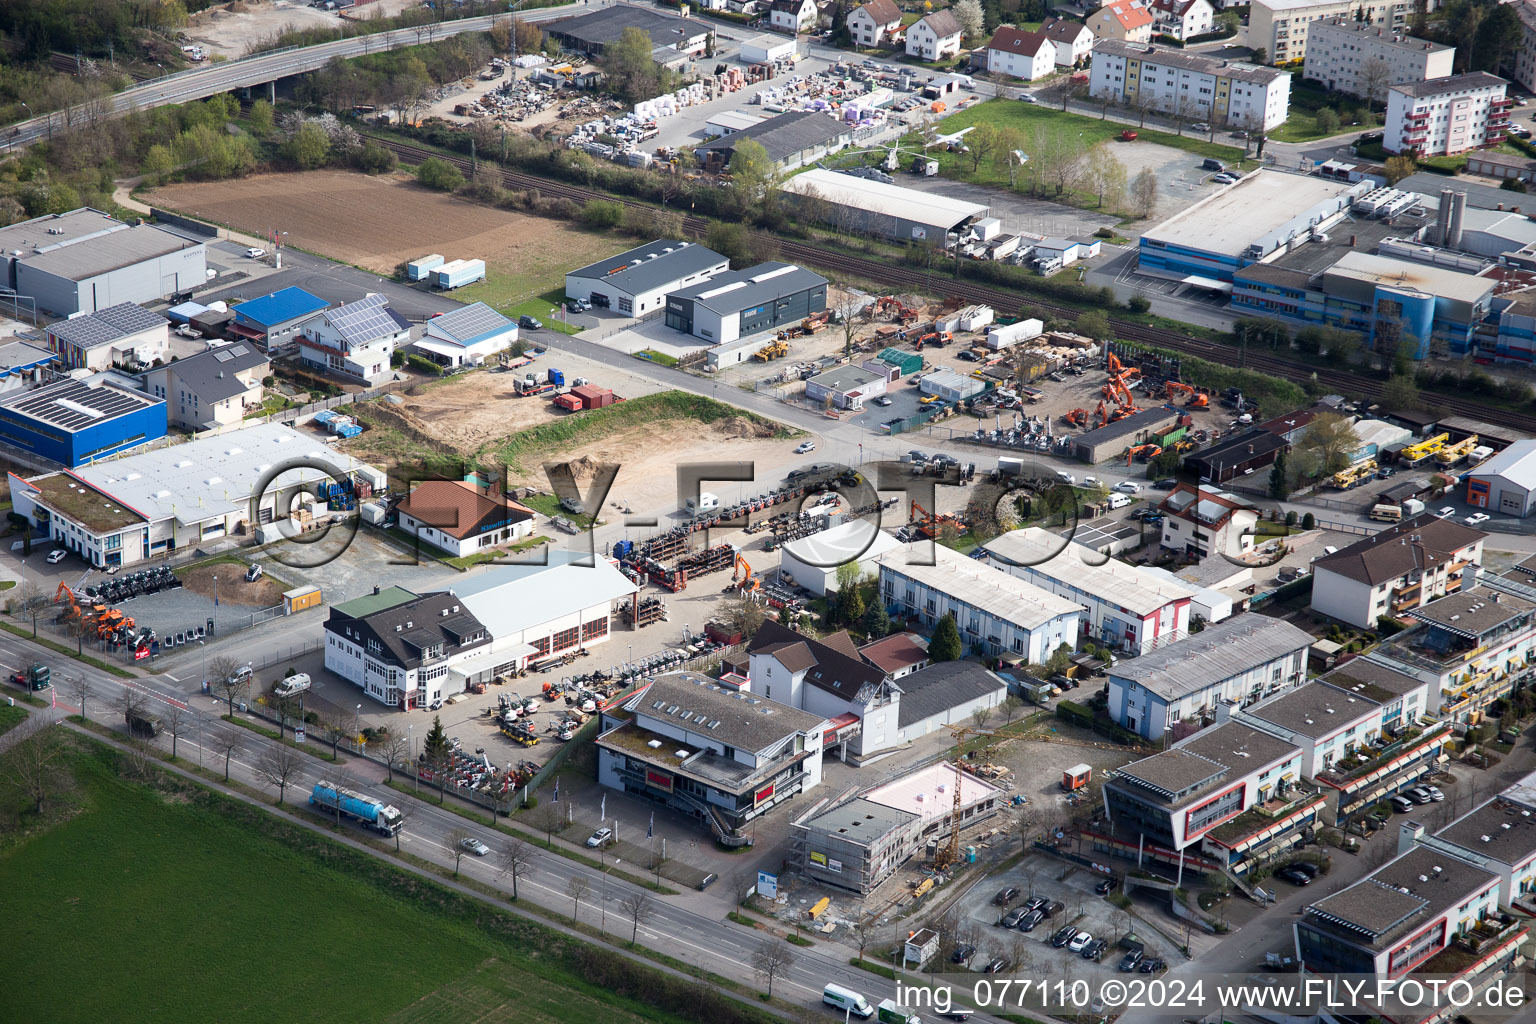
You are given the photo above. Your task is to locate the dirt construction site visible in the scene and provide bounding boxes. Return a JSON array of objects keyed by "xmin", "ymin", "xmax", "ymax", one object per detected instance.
[{"xmin": 183, "ymin": 0, "xmax": 424, "ymax": 57}]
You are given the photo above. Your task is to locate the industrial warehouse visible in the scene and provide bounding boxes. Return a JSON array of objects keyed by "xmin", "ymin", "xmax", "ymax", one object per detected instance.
[
  {"xmin": 8, "ymin": 422, "xmax": 385, "ymax": 569},
  {"xmin": 663, "ymin": 262, "xmax": 827, "ymax": 345},
  {"xmin": 780, "ymin": 168, "xmax": 991, "ymax": 244}
]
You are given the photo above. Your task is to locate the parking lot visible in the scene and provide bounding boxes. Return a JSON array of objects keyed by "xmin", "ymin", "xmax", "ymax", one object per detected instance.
[{"xmin": 946, "ymin": 854, "xmax": 1169, "ymax": 982}]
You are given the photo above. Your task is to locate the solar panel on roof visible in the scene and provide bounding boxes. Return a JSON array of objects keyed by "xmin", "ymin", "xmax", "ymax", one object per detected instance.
[
  {"xmin": 429, "ymin": 303, "xmax": 511, "ymax": 345},
  {"xmin": 328, "ymin": 295, "xmax": 401, "ymax": 345},
  {"xmin": 212, "ymin": 350, "xmax": 234, "ymax": 362}
]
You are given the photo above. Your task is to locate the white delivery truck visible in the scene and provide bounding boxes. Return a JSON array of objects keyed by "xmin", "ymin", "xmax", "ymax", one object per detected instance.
[
  {"xmin": 823, "ymin": 985, "xmax": 874, "ymax": 1018},
  {"xmin": 686, "ymin": 492, "xmax": 720, "ymax": 515}
]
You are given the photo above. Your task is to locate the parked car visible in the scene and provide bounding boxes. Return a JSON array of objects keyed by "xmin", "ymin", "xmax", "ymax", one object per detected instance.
[
  {"xmin": 1113, "ymin": 481, "xmax": 1142, "ymax": 494},
  {"xmin": 460, "ymin": 837, "xmax": 491, "ymax": 856},
  {"xmin": 1191, "ymin": 121, "xmax": 1211, "ymax": 132},
  {"xmin": 795, "ymin": 441, "xmax": 817, "ymax": 454},
  {"xmin": 585, "ymin": 827, "xmax": 613, "ymax": 848},
  {"xmin": 1095, "ymin": 877, "xmax": 1119, "ymax": 895},
  {"xmin": 1067, "ymin": 931, "xmax": 1093, "ymax": 953},
  {"xmin": 244, "ymin": 247, "xmax": 266, "ymax": 259},
  {"xmin": 518, "ymin": 315, "xmax": 543, "ymax": 330},
  {"xmin": 1406, "ymin": 786, "xmax": 1435, "ymax": 804},
  {"xmin": 1018, "ymin": 909, "xmax": 1045, "ymax": 932},
  {"xmin": 1390, "ymin": 795, "xmax": 1416, "ymax": 813},
  {"xmin": 1139, "ymin": 958, "xmax": 1167, "ymax": 973},
  {"xmin": 873, "ymin": 396, "xmax": 893, "ymax": 406},
  {"xmin": 1081, "ymin": 938, "xmax": 1108, "ymax": 960},
  {"xmin": 1212, "ymin": 173, "xmax": 1238, "ymax": 184},
  {"xmin": 46, "ymin": 549, "xmax": 66, "ymax": 564},
  {"xmin": 957, "ymin": 350, "xmax": 979, "ymax": 361},
  {"xmin": 1041, "ymin": 899, "xmax": 1065, "ymax": 919},
  {"xmin": 950, "ymin": 943, "xmax": 976, "ymax": 964},
  {"xmin": 982, "ymin": 957, "xmax": 1009, "ymax": 973},
  {"xmin": 1118, "ymin": 949, "xmax": 1144, "ymax": 972},
  {"xmin": 1275, "ymin": 866, "xmax": 1313, "ymax": 886},
  {"xmin": 1022, "ymin": 895, "xmax": 1048, "ymax": 912},
  {"xmin": 1287, "ymin": 861, "xmax": 1320, "ymax": 879},
  {"xmin": 1154, "ymin": 478, "xmax": 1179, "ymax": 489},
  {"xmin": 1436, "ymin": 507, "xmax": 1456, "ymax": 519},
  {"xmin": 1425, "ymin": 785, "xmax": 1445, "ymax": 801},
  {"xmin": 1466, "ymin": 512, "xmax": 1491, "ymax": 526},
  {"xmin": 1051, "ymin": 925, "xmax": 1077, "ymax": 947},
  {"xmin": 1019, "ymin": 93, "xmax": 1039, "ymax": 104},
  {"xmin": 1000, "ymin": 907, "xmax": 1028, "ymax": 928},
  {"xmin": 992, "ymin": 886, "xmax": 1019, "ymax": 906}
]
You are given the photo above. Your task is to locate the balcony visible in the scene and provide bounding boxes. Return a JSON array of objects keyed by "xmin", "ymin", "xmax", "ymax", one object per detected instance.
[
  {"xmin": 1408, "ymin": 110, "xmax": 1430, "ymax": 121},
  {"xmin": 1492, "ymin": 97, "xmax": 1515, "ymax": 110},
  {"xmin": 1317, "ymin": 720, "xmax": 1451, "ymax": 786}
]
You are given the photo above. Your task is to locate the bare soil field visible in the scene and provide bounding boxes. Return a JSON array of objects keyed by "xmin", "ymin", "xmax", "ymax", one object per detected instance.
[
  {"xmin": 145, "ymin": 170, "xmax": 613, "ymax": 280},
  {"xmin": 185, "ymin": 0, "xmax": 422, "ymax": 57}
]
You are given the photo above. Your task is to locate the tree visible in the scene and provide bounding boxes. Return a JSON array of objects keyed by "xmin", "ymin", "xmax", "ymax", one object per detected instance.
[
  {"xmin": 1384, "ymin": 155, "xmax": 1417, "ymax": 186},
  {"xmin": 213, "ymin": 730, "xmax": 241, "ymax": 782},
  {"xmin": 380, "ymin": 731, "xmax": 409, "ymax": 783},
  {"xmin": 705, "ymin": 221, "xmax": 751, "ymax": 268},
  {"xmin": 1084, "ymin": 143, "xmax": 1127, "ymax": 209},
  {"xmin": 728, "ymin": 138, "xmax": 777, "ymax": 210},
  {"xmin": 14, "ymin": 577, "xmax": 44, "ymax": 637},
  {"xmin": 1076, "ymin": 310, "xmax": 1112, "ymax": 342},
  {"xmin": 566, "ymin": 874, "xmax": 591, "ymax": 923},
  {"xmin": 965, "ymin": 123, "xmax": 1002, "ymax": 175},
  {"xmin": 513, "ymin": 17, "xmax": 544, "ymax": 55},
  {"xmin": 448, "ymin": 826, "xmax": 471, "ymax": 876},
  {"xmin": 851, "ymin": 916, "xmax": 879, "ymax": 962},
  {"xmin": 320, "ymin": 717, "xmax": 349, "ymax": 760},
  {"xmin": 720, "ymin": 594, "xmax": 768, "ymax": 640},
  {"xmin": 164, "ymin": 702, "xmax": 188, "ymax": 760},
  {"xmin": 861, "ymin": 598, "xmax": 890, "ymax": 639},
  {"xmin": 1315, "ymin": 108, "xmax": 1340, "ymax": 135},
  {"xmin": 751, "ymin": 937, "xmax": 797, "ymax": 998},
  {"xmin": 1131, "ymin": 168, "xmax": 1159, "ymax": 218},
  {"xmin": 583, "ymin": 199, "xmax": 624, "ymax": 228},
  {"xmin": 532, "ymin": 800, "xmax": 566, "ymax": 845},
  {"xmin": 10, "ymin": 716, "xmax": 65, "ymax": 813},
  {"xmin": 417, "ymin": 157, "xmax": 464, "ymax": 192},
  {"xmin": 1383, "ymin": 373, "xmax": 1422, "ymax": 410},
  {"xmin": 954, "ymin": 0, "xmax": 985, "ymax": 41},
  {"xmin": 1001, "ymin": 693, "xmax": 1025, "ymax": 726},
  {"xmin": 499, "ymin": 837, "xmax": 533, "ymax": 900},
  {"xmin": 1268, "ymin": 451, "xmax": 1291, "ymax": 500},
  {"xmin": 210, "ymin": 656, "xmax": 245, "ymax": 717},
  {"xmin": 620, "ymin": 890, "xmax": 656, "ymax": 945},
  {"xmin": 423, "ymin": 714, "xmax": 452, "ymax": 801},
  {"xmin": 1360, "ymin": 58, "xmax": 1391, "ymax": 111},
  {"xmin": 602, "ymin": 26, "xmax": 671, "ymax": 102},
  {"xmin": 141, "ymin": 143, "xmax": 175, "ymax": 184},
  {"xmin": 255, "ymin": 746, "xmax": 304, "ymax": 805},
  {"xmin": 66, "ymin": 674, "xmax": 92, "ymax": 722},
  {"xmin": 1296, "ymin": 412, "xmax": 1363, "ymax": 479},
  {"xmin": 970, "ymin": 703, "xmax": 995, "ymax": 733},
  {"xmin": 929, "ymin": 612, "xmax": 963, "ymax": 661}
]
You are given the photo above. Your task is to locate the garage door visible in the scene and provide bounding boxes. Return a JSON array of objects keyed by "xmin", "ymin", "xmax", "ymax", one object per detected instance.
[
  {"xmin": 590, "ymin": 292, "xmax": 610, "ymax": 308},
  {"xmin": 1500, "ymin": 491, "xmax": 1526, "ymax": 515}
]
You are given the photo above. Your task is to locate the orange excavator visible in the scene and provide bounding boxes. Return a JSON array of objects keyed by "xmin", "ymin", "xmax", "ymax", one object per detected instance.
[
  {"xmin": 1063, "ymin": 408, "xmax": 1088, "ymax": 428},
  {"xmin": 1107, "ymin": 351, "xmax": 1126, "ymax": 375},
  {"xmin": 731, "ymin": 552, "xmax": 760, "ymax": 595},
  {"xmin": 909, "ymin": 499, "xmax": 966, "ymax": 540},
  {"xmin": 1126, "ymin": 444, "xmax": 1162, "ymax": 464},
  {"xmin": 1094, "ymin": 400, "xmax": 1110, "ymax": 428},
  {"xmin": 1166, "ymin": 381, "xmax": 1210, "ymax": 408}
]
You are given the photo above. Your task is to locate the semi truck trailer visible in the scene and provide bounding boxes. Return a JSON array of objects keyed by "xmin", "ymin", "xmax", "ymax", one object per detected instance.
[{"xmin": 310, "ymin": 781, "xmax": 403, "ymax": 836}]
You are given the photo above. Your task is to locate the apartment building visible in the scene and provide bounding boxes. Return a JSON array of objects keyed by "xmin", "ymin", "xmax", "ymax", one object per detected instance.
[
  {"xmin": 1385, "ymin": 72, "xmax": 1512, "ymax": 156},
  {"xmin": 979, "ymin": 528, "xmax": 1194, "ymax": 655},
  {"xmin": 1423, "ymin": 801, "xmax": 1536, "ymax": 906},
  {"xmin": 1149, "ymin": 0, "xmax": 1215, "ymax": 41},
  {"xmin": 1310, "ymin": 513, "xmax": 1487, "ymax": 629},
  {"xmin": 1107, "ymin": 612, "xmax": 1313, "ymax": 740},
  {"xmin": 1363, "ymin": 586, "xmax": 1536, "ymax": 723},
  {"xmin": 1088, "ymin": 40, "xmax": 1292, "ymax": 131},
  {"xmin": 1098, "ymin": 720, "xmax": 1313, "ymax": 877},
  {"xmin": 1156, "ymin": 483, "xmax": 1261, "ymax": 559},
  {"xmin": 845, "ymin": 0, "xmax": 902, "ymax": 47},
  {"xmin": 1250, "ymin": 0, "xmax": 1414, "ymax": 66},
  {"xmin": 1303, "ymin": 19, "xmax": 1454, "ymax": 101},
  {"xmin": 1088, "ymin": 0, "xmax": 1154, "ymax": 43},
  {"xmin": 1040, "ymin": 17, "xmax": 1096, "ymax": 67}
]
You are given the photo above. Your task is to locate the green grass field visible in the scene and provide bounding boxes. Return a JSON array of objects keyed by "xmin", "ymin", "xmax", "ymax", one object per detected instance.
[
  {"xmin": 0, "ymin": 704, "xmax": 25, "ymax": 735},
  {"xmin": 916, "ymin": 99, "xmax": 1252, "ymax": 204},
  {"xmin": 0, "ymin": 740, "xmax": 748, "ymax": 1024},
  {"xmin": 454, "ymin": 227, "xmax": 620, "ymax": 337}
]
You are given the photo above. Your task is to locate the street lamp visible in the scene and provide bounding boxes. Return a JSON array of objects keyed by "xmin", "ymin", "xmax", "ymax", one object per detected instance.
[
  {"xmin": 354, "ymin": 703, "xmax": 362, "ymax": 745},
  {"xmin": 199, "ymin": 639, "xmax": 206, "ymax": 694},
  {"xmin": 212, "ymin": 575, "xmax": 218, "ymax": 635}
]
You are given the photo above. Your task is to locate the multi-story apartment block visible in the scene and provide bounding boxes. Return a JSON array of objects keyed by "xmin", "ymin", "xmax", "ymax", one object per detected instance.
[
  {"xmin": 1422, "ymin": 801, "xmax": 1536, "ymax": 906},
  {"xmin": 979, "ymin": 528, "xmax": 1194, "ymax": 655},
  {"xmin": 1250, "ymin": 0, "xmax": 1415, "ymax": 66},
  {"xmin": 1107, "ymin": 612, "xmax": 1313, "ymax": 740},
  {"xmin": 1385, "ymin": 72, "xmax": 1512, "ymax": 156},
  {"xmin": 1513, "ymin": 1, "xmax": 1536, "ymax": 94},
  {"xmin": 1150, "ymin": 0, "xmax": 1215, "ymax": 41},
  {"xmin": 1309, "ymin": 512, "xmax": 1487, "ymax": 629},
  {"xmin": 1088, "ymin": 40, "xmax": 1292, "ymax": 132},
  {"xmin": 1098, "ymin": 720, "xmax": 1314, "ymax": 877},
  {"xmin": 1303, "ymin": 19, "xmax": 1454, "ymax": 101},
  {"xmin": 1295, "ymin": 845, "xmax": 1509, "ymax": 977},
  {"xmin": 1364, "ymin": 586, "xmax": 1536, "ymax": 723}
]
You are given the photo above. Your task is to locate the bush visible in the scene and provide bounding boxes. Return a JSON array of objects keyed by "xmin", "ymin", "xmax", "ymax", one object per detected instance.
[
  {"xmin": 582, "ymin": 199, "xmax": 625, "ymax": 228},
  {"xmin": 1126, "ymin": 294, "xmax": 1151, "ymax": 313},
  {"xmin": 416, "ymin": 156, "xmax": 464, "ymax": 192},
  {"xmin": 406, "ymin": 354, "xmax": 445, "ymax": 376},
  {"xmin": 1301, "ymin": 512, "xmax": 1315, "ymax": 530},
  {"xmin": 354, "ymin": 142, "xmax": 398, "ymax": 175}
]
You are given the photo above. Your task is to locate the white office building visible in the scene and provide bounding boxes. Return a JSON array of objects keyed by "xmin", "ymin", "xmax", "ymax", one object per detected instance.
[
  {"xmin": 1088, "ymin": 40, "xmax": 1292, "ymax": 131},
  {"xmin": 1302, "ymin": 19, "xmax": 1454, "ymax": 100}
]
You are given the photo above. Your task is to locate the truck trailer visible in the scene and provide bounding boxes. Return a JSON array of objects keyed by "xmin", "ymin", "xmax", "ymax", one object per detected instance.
[{"xmin": 310, "ymin": 781, "xmax": 403, "ymax": 836}]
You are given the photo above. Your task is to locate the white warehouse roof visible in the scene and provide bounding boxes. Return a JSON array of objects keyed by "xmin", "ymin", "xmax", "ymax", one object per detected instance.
[
  {"xmin": 874, "ymin": 543, "xmax": 1082, "ymax": 630},
  {"xmin": 1473, "ymin": 439, "xmax": 1536, "ymax": 487},
  {"xmin": 981, "ymin": 527, "xmax": 1196, "ymax": 617},
  {"xmin": 782, "ymin": 520, "xmax": 902, "ymax": 573},
  {"xmin": 445, "ymin": 551, "xmax": 638, "ymax": 640},
  {"xmin": 69, "ymin": 422, "xmax": 382, "ymax": 527},
  {"xmin": 782, "ymin": 168, "xmax": 989, "ymax": 230}
]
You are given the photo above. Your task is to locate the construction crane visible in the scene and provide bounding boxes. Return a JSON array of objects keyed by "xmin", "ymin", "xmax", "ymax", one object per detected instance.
[
  {"xmin": 1401, "ymin": 432, "xmax": 1450, "ymax": 466},
  {"xmin": 1330, "ymin": 458, "xmax": 1378, "ymax": 490},
  {"xmin": 935, "ymin": 725, "xmax": 995, "ymax": 871}
]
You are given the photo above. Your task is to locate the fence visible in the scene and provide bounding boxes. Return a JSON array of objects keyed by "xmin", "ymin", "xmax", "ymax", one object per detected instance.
[{"xmin": 150, "ymin": 208, "xmax": 218, "ymax": 238}]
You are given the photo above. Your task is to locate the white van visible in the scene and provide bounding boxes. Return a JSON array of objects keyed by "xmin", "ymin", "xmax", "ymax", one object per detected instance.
[
  {"xmin": 823, "ymin": 984, "xmax": 874, "ymax": 1018},
  {"xmin": 1369, "ymin": 503, "xmax": 1403, "ymax": 523},
  {"xmin": 274, "ymin": 673, "xmax": 311, "ymax": 698},
  {"xmin": 1108, "ymin": 493, "xmax": 1133, "ymax": 510},
  {"xmin": 686, "ymin": 492, "xmax": 720, "ymax": 515}
]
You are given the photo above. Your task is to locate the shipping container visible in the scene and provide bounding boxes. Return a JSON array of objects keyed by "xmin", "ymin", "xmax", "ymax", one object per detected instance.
[
  {"xmin": 282, "ymin": 585, "xmax": 323, "ymax": 615},
  {"xmin": 552, "ymin": 393, "xmax": 583, "ymax": 412},
  {"xmin": 431, "ymin": 258, "xmax": 486, "ymax": 290},
  {"xmin": 407, "ymin": 254, "xmax": 444, "ymax": 281},
  {"xmin": 984, "ymin": 318, "xmax": 1043, "ymax": 350},
  {"xmin": 360, "ymin": 501, "xmax": 388, "ymax": 525}
]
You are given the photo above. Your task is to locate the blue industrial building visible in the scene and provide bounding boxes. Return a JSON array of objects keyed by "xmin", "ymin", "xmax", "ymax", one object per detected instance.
[
  {"xmin": 0, "ymin": 342, "xmax": 59, "ymax": 382},
  {"xmin": 231, "ymin": 287, "xmax": 329, "ymax": 352},
  {"xmin": 0, "ymin": 378, "xmax": 166, "ymax": 467}
]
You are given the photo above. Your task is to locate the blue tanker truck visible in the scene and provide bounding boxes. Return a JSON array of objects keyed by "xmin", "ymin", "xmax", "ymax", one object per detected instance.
[{"xmin": 310, "ymin": 781, "xmax": 403, "ymax": 836}]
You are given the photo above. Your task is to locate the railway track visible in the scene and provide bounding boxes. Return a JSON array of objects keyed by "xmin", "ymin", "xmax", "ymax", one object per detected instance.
[{"xmin": 369, "ymin": 135, "xmax": 1536, "ymax": 434}]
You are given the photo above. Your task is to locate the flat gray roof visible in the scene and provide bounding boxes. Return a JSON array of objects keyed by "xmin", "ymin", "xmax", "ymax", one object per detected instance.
[
  {"xmin": 1308, "ymin": 846, "xmax": 1498, "ymax": 949},
  {"xmin": 1116, "ymin": 748, "xmax": 1228, "ymax": 802},
  {"xmin": 1407, "ymin": 586, "xmax": 1535, "ymax": 638},
  {"xmin": 1318, "ymin": 658, "xmax": 1426, "ymax": 701},
  {"xmin": 1093, "ymin": 39, "xmax": 1286, "ymax": 85},
  {"xmin": 23, "ymin": 223, "xmax": 200, "ymax": 281},
  {"xmin": 800, "ymin": 797, "xmax": 919, "ymax": 845},
  {"xmin": 1181, "ymin": 720, "xmax": 1299, "ymax": 772},
  {"xmin": 1436, "ymin": 798, "xmax": 1536, "ymax": 866},
  {"xmin": 1392, "ymin": 70, "xmax": 1507, "ymax": 99},
  {"xmin": 0, "ymin": 208, "xmax": 125, "ymax": 255},
  {"xmin": 670, "ymin": 261, "xmax": 826, "ymax": 315},
  {"xmin": 697, "ymin": 110, "xmax": 850, "ymax": 164},
  {"xmin": 1111, "ymin": 612, "xmax": 1313, "ymax": 702},
  {"xmin": 1246, "ymin": 681, "xmax": 1381, "ymax": 739},
  {"xmin": 1143, "ymin": 170, "xmax": 1358, "ymax": 259},
  {"xmin": 569, "ymin": 240, "xmax": 727, "ymax": 294},
  {"xmin": 623, "ymin": 672, "xmax": 826, "ymax": 753}
]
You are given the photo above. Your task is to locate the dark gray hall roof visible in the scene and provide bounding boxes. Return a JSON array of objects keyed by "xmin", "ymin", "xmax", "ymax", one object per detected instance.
[
  {"xmin": 48, "ymin": 303, "xmax": 167, "ymax": 350},
  {"xmin": 696, "ymin": 110, "xmax": 851, "ymax": 164},
  {"xmin": 669, "ymin": 261, "xmax": 828, "ymax": 315},
  {"xmin": 896, "ymin": 661, "xmax": 1006, "ymax": 729},
  {"xmin": 567, "ymin": 240, "xmax": 727, "ymax": 294}
]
